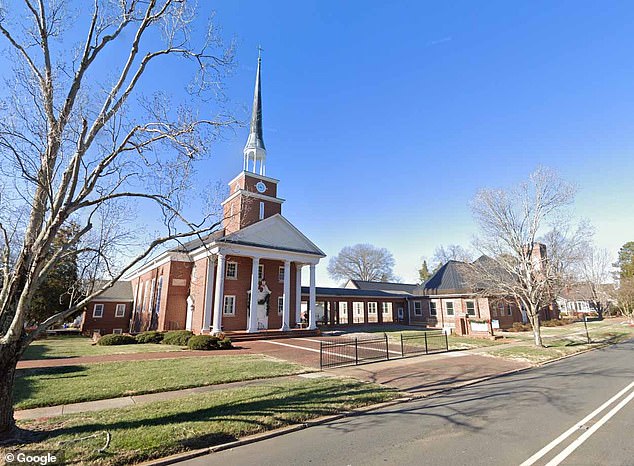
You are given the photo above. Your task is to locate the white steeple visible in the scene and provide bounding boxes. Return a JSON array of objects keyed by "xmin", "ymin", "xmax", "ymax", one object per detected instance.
[{"xmin": 244, "ymin": 48, "xmax": 266, "ymax": 175}]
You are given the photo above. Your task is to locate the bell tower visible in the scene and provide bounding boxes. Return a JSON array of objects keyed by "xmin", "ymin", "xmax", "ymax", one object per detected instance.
[{"xmin": 222, "ymin": 51, "xmax": 284, "ymax": 235}]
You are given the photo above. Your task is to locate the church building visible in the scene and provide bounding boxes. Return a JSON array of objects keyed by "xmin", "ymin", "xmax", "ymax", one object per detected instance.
[{"xmin": 124, "ymin": 55, "xmax": 326, "ymax": 335}]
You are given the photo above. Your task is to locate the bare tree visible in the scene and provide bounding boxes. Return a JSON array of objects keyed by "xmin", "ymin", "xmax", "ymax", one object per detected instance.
[
  {"xmin": 328, "ymin": 243, "xmax": 396, "ymax": 283},
  {"xmin": 578, "ymin": 245, "xmax": 614, "ymax": 320},
  {"xmin": 616, "ymin": 277, "xmax": 634, "ymax": 323},
  {"xmin": 0, "ymin": 0, "xmax": 237, "ymax": 439},
  {"xmin": 432, "ymin": 244, "xmax": 473, "ymax": 270},
  {"xmin": 470, "ymin": 167, "xmax": 586, "ymax": 347}
]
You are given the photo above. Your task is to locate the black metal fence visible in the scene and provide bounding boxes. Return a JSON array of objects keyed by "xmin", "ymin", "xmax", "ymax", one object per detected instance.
[
  {"xmin": 319, "ymin": 330, "xmax": 449, "ymax": 369},
  {"xmin": 320, "ymin": 334, "xmax": 390, "ymax": 369},
  {"xmin": 400, "ymin": 330, "xmax": 448, "ymax": 357}
]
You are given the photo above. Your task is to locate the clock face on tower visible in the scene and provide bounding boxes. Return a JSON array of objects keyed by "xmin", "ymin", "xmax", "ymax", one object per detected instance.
[{"xmin": 255, "ymin": 181, "xmax": 267, "ymax": 193}]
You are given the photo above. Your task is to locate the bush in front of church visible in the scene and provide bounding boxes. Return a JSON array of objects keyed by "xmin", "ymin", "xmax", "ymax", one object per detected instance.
[
  {"xmin": 188, "ymin": 335, "xmax": 233, "ymax": 350},
  {"xmin": 97, "ymin": 334, "xmax": 137, "ymax": 346},
  {"xmin": 162, "ymin": 330, "xmax": 193, "ymax": 346},
  {"xmin": 135, "ymin": 330, "xmax": 164, "ymax": 344}
]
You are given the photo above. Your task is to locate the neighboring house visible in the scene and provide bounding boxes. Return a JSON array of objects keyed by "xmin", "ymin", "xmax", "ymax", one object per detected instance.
[
  {"xmin": 557, "ymin": 283, "xmax": 616, "ymax": 317},
  {"xmin": 81, "ymin": 281, "xmax": 133, "ymax": 336}
]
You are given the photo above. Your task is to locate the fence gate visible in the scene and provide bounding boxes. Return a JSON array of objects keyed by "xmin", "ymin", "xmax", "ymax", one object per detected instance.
[
  {"xmin": 319, "ymin": 330, "xmax": 449, "ymax": 369},
  {"xmin": 320, "ymin": 334, "xmax": 389, "ymax": 369}
]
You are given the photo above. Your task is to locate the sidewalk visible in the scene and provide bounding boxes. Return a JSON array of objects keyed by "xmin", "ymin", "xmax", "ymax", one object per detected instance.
[{"xmin": 14, "ymin": 373, "xmax": 321, "ymax": 421}]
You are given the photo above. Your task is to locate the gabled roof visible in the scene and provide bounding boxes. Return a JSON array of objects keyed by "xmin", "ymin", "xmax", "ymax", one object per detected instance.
[
  {"xmin": 91, "ymin": 280, "xmax": 133, "ymax": 301},
  {"xmin": 218, "ymin": 214, "xmax": 325, "ymax": 256},
  {"xmin": 301, "ymin": 286, "xmax": 408, "ymax": 298},
  {"xmin": 345, "ymin": 279, "xmax": 417, "ymax": 295}
]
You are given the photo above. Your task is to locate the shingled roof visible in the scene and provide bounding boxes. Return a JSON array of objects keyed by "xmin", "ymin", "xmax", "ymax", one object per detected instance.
[{"xmin": 344, "ymin": 280, "xmax": 417, "ymax": 295}]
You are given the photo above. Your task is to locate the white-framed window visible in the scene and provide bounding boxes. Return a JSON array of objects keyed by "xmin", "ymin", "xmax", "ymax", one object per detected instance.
[
  {"xmin": 223, "ymin": 295, "xmax": 236, "ymax": 315},
  {"xmin": 446, "ymin": 302, "xmax": 455, "ymax": 316},
  {"xmin": 113, "ymin": 328, "xmax": 123, "ymax": 335},
  {"xmin": 92, "ymin": 304, "xmax": 104, "ymax": 318},
  {"xmin": 413, "ymin": 301, "xmax": 422, "ymax": 316},
  {"xmin": 353, "ymin": 302, "xmax": 364, "ymax": 323},
  {"xmin": 381, "ymin": 302, "xmax": 393, "ymax": 322},
  {"xmin": 226, "ymin": 262, "xmax": 238, "ymax": 279},
  {"xmin": 258, "ymin": 264, "xmax": 264, "ymax": 280},
  {"xmin": 429, "ymin": 302, "xmax": 437, "ymax": 316},
  {"xmin": 278, "ymin": 266, "xmax": 285, "ymax": 282},
  {"xmin": 507, "ymin": 303, "xmax": 513, "ymax": 316},
  {"xmin": 259, "ymin": 201, "xmax": 265, "ymax": 220},
  {"xmin": 115, "ymin": 303, "xmax": 126, "ymax": 317},
  {"xmin": 339, "ymin": 302, "xmax": 349, "ymax": 324},
  {"xmin": 278, "ymin": 296, "xmax": 284, "ymax": 315},
  {"xmin": 368, "ymin": 302, "xmax": 378, "ymax": 323},
  {"xmin": 466, "ymin": 301, "xmax": 476, "ymax": 316},
  {"xmin": 498, "ymin": 301, "xmax": 505, "ymax": 314},
  {"xmin": 398, "ymin": 307, "xmax": 404, "ymax": 320},
  {"xmin": 154, "ymin": 276, "xmax": 163, "ymax": 315}
]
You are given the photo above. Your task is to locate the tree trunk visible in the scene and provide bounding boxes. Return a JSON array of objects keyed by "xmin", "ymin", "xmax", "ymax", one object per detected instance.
[
  {"xmin": 530, "ymin": 309, "xmax": 543, "ymax": 347},
  {"xmin": 0, "ymin": 341, "xmax": 20, "ymax": 441}
]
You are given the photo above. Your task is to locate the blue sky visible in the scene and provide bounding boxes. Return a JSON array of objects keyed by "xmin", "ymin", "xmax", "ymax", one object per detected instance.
[
  {"xmin": 3, "ymin": 1, "xmax": 633, "ymax": 286},
  {"xmin": 199, "ymin": 0, "xmax": 634, "ymax": 285}
]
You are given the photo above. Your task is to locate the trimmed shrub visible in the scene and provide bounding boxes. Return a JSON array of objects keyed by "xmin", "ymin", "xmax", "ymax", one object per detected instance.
[
  {"xmin": 136, "ymin": 331, "xmax": 164, "ymax": 344},
  {"xmin": 162, "ymin": 330, "xmax": 193, "ymax": 346},
  {"xmin": 97, "ymin": 334, "xmax": 137, "ymax": 346},
  {"xmin": 188, "ymin": 335, "xmax": 220, "ymax": 351},
  {"xmin": 509, "ymin": 322, "xmax": 532, "ymax": 332},
  {"xmin": 542, "ymin": 319, "xmax": 565, "ymax": 327},
  {"xmin": 219, "ymin": 337, "xmax": 233, "ymax": 349}
]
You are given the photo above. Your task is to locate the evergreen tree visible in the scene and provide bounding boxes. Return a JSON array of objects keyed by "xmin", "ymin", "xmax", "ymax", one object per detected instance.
[
  {"xmin": 27, "ymin": 223, "xmax": 79, "ymax": 324},
  {"xmin": 418, "ymin": 260, "xmax": 431, "ymax": 284},
  {"xmin": 615, "ymin": 242, "xmax": 634, "ymax": 279}
]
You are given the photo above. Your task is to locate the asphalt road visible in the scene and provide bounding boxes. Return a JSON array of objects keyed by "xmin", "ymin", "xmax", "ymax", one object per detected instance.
[{"xmin": 179, "ymin": 340, "xmax": 634, "ymax": 466}]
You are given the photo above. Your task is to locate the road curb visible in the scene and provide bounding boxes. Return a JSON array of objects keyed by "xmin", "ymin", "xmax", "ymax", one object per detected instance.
[{"xmin": 140, "ymin": 340, "xmax": 624, "ymax": 466}]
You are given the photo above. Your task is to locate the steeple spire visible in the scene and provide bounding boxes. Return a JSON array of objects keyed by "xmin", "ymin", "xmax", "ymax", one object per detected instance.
[{"xmin": 244, "ymin": 48, "xmax": 266, "ymax": 175}]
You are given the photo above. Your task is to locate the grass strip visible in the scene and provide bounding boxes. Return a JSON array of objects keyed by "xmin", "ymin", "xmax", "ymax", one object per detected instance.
[{"xmin": 14, "ymin": 378, "xmax": 396, "ymax": 465}]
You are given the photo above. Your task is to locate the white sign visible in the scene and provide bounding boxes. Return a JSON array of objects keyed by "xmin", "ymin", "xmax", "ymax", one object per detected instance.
[
  {"xmin": 492, "ymin": 319, "xmax": 500, "ymax": 329},
  {"xmin": 470, "ymin": 321, "xmax": 489, "ymax": 333}
]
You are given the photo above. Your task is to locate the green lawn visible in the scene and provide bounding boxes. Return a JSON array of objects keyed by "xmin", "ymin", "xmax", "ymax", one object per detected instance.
[
  {"xmin": 13, "ymin": 378, "xmax": 397, "ymax": 465},
  {"xmin": 15, "ymin": 355, "xmax": 309, "ymax": 410},
  {"xmin": 383, "ymin": 330, "xmax": 506, "ymax": 350},
  {"xmin": 482, "ymin": 321, "xmax": 634, "ymax": 364},
  {"xmin": 21, "ymin": 335, "xmax": 184, "ymax": 360}
]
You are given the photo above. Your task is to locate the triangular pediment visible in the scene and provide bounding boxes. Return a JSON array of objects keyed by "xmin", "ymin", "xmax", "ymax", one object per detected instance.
[{"xmin": 218, "ymin": 214, "xmax": 325, "ymax": 256}]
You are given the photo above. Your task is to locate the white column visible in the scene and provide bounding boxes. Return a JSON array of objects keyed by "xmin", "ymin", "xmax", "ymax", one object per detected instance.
[
  {"xmin": 281, "ymin": 260, "xmax": 291, "ymax": 331},
  {"xmin": 204, "ymin": 256, "xmax": 216, "ymax": 333},
  {"xmin": 212, "ymin": 254, "xmax": 225, "ymax": 334},
  {"xmin": 247, "ymin": 256, "xmax": 260, "ymax": 333},
  {"xmin": 295, "ymin": 264, "xmax": 303, "ymax": 327},
  {"xmin": 308, "ymin": 264, "xmax": 317, "ymax": 330}
]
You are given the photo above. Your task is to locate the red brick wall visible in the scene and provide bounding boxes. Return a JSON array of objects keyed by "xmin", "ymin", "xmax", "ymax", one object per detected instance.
[
  {"xmin": 160, "ymin": 261, "xmax": 192, "ymax": 331},
  {"xmin": 222, "ymin": 172, "xmax": 282, "ymax": 235},
  {"xmin": 81, "ymin": 300, "xmax": 132, "ymax": 335}
]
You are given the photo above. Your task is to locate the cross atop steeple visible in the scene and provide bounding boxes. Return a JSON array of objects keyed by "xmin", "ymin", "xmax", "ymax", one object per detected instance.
[{"xmin": 244, "ymin": 50, "xmax": 266, "ymax": 175}]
